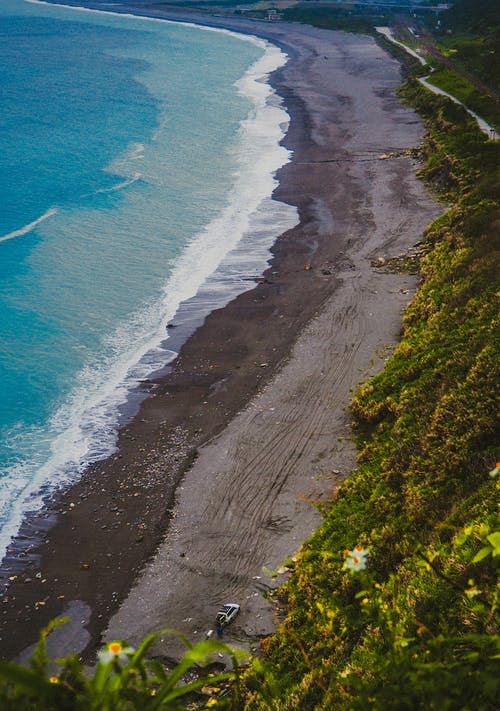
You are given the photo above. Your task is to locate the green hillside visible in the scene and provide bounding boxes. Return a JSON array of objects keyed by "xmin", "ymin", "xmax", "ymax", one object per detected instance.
[{"xmin": 241, "ymin": 79, "xmax": 500, "ymax": 711}]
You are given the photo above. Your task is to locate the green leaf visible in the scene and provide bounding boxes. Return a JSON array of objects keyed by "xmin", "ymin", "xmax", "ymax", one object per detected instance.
[
  {"xmin": 354, "ymin": 590, "xmax": 371, "ymax": 599},
  {"xmin": 127, "ymin": 632, "xmax": 159, "ymax": 668},
  {"xmin": 472, "ymin": 546, "xmax": 491, "ymax": 563},
  {"xmin": 145, "ymin": 659, "xmax": 168, "ymax": 683},
  {"xmin": 150, "ymin": 639, "xmax": 240, "ymax": 708},
  {"xmin": 90, "ymin": 659, "xmax": 113, "ymax": 695},
  {"xmin": 0, "ymin": 661, "xmax": 59, "ymax": 698},
  {"xmin": 486, "ymin": 531, "xmax": 500, "ymax": 555},
  {"xmin": 29, "ymin": 618, "xmax": 68, "ymax": 676}
]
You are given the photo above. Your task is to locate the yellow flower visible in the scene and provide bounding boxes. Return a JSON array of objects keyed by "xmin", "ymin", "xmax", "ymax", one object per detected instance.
[{"xmin": 49, "ymin": 676, "xmax": 59, "ymax": 684}]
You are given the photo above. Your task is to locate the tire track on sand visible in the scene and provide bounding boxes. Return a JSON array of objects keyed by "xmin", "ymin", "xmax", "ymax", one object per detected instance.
[
  {"xmin": 104, "ymin": 23, "xmax": 442, "ymax": 661},
  {"xmin": 104, "ymin": 259, "xmax": 416, "ymax": 657}
]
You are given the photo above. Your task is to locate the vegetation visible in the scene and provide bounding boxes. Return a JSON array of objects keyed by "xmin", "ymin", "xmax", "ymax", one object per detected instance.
[
  {"xmin": 281, "ymin": 5, "xmax": 395, "ymax": 35},
  {"xmin": 442, "ymin": 0, "xmax": 500, "ymax": 38},
  {"xmin": 240, "ymin": 81, "xmax": 500, "ymax": 709},
  {"xmin": 425, "ymin": 69, "xmax": 500, "ymax": 130},
  {"xmin": 433, "ymin": 31, "xmax": 499, "ymax": 98},
  {"xmin": 0, "ymin": 621, "xmax": 246, "ymax": 709},
  {"xmin": 429, "ymin": 0, "xmax": 500, "ymax": 128},
  {"xmin": 280, "ymin": 0, "xmax": 499, "ymax": 132}
]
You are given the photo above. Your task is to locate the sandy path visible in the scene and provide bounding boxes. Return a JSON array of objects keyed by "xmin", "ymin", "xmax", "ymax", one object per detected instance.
[{"xmin": 105, "ymin": 20, "xmax": 441, "ymax": 660}]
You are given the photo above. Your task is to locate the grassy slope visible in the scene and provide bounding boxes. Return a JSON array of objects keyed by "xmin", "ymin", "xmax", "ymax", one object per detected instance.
[
  {"xmin": 440, "ymin": 0, "xmax": 500, "ymax": 88},
  {"xmin": 241, "ymin": 78, "xmax": 500, "ymax": 710},
  {"xmin": 422, "ymin": 0, "xmax": 499, "ymax": 130},
  {"xmin": 426, "ymin": 69, "xmax": 500, "ymax": 130}
]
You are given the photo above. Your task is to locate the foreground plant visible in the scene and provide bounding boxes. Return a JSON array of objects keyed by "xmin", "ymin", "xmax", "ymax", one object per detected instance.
[
  {"xmin": 0, "ymin": 620, "xmax": 246, "ymax": 710},
  {"xmin": 242, "ymin": 507, "xmax": 500, "ymax": 709}
]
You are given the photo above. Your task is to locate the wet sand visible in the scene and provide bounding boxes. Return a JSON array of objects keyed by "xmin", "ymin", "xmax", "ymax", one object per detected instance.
[{"xmin": 0, "ymin": 5, "xmax": 441, "ymax": 663}]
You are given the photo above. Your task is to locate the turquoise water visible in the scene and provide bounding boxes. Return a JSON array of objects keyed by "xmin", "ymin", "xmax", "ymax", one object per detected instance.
[{"xmin": 0, "ymin": 0, "xmax": 296, "ymax": 559}]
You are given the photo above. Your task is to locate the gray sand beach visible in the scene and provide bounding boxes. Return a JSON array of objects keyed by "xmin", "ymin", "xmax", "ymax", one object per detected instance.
[{"xmin": 1, "ymin": 5, "xmax": 441, "ymax": 663}]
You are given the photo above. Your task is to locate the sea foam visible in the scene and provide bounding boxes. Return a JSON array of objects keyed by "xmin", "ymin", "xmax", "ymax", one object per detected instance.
[
  {"xmin": 0, "ymin": 208, "xmax": 57, "ymax": 243},
  {"xmin": 0, "ymin": 3, "xmax": 297, "ymax": 564}
]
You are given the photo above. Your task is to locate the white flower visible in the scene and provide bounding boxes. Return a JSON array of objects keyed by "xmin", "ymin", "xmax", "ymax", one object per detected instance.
[
  {"xmin": 98, "ymin": 641, "xmax": 134, "ymax": 664},
  {"xmin": 489, "ymin": 464, "xmax": 499, "ymax": 479},
  {"xmin": 343, "ymin": 545, "xmax": 370, "ymax": 572}
]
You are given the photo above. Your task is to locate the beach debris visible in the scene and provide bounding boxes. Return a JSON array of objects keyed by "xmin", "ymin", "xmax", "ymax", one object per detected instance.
[
  {"xmin": 304, "ymin": 263, "xmax": 313, "ymax": 270},
  {"xmin": 81, "ymin": 562, "xmax": 90, "ymax": 570},
  {"xmin": 372, "ymin": 243, "xmax": 430, "ymax": 274},
  {"xmin": 201, "ymin": 685, "xmax": 220, "ymax": 696}
]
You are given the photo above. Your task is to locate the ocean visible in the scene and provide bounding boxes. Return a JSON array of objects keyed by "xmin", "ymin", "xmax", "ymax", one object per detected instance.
[{"xmin": 0, "ymin": 0, "xmax": 297, "ymax": 562}]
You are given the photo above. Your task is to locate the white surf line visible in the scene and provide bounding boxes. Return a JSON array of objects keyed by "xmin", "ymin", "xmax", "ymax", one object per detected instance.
[
  {"xmin": 25, "ymin": 0, "xmax": 274, "ymax": 53},
  {"xmin": 0, "ymin": 208, "xmax": 57, "ymax": 244},
  {"xmin": 375, "ymin": 26, "xmax": 497, "ymax": 139},
  {"xmin": 95, "ymin": 172, "xmax": 142, "ymax": 194}
]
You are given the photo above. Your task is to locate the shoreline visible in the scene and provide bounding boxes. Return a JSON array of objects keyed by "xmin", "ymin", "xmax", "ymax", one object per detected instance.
[
  {"xmin": 0, "ymin": 2, "xmax": 296, "ymax": 568},
  {"xmin": 1, "ymin": 4, "xmax": 441, "ymax": 662}
]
